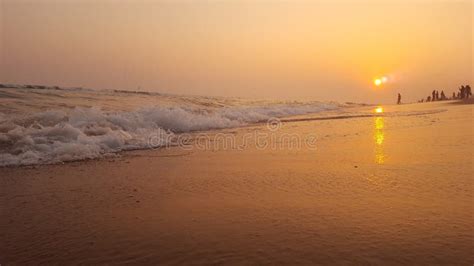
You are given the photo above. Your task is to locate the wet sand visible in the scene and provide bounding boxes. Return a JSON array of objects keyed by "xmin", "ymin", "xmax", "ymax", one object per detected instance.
[{"xmin": 1, "ymin": 101, "xmax": 472, "ymax": 265}]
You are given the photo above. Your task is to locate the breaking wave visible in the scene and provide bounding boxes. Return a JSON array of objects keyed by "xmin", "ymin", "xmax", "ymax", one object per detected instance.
[{"xmin": 0, "ymin": 92, "xmax": 340, "ymax": 166}]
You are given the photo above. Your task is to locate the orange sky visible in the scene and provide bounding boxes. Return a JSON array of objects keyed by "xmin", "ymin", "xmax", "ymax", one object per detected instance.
[{"xmin": 0, "ymin": 0, "xmax": 472, "ymax": 103}]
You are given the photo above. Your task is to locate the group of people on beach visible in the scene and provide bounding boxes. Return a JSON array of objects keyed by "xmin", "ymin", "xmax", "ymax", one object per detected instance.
[{"xmin": 418, "ymin": 85, "xmax": 471, "ymax": 103}]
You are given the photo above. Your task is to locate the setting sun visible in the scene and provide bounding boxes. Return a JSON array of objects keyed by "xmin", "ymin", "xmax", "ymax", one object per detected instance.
[
  {"xmin": 374, "ymin": 76, "xmax": 389, "ymax": 87},
  {"xmin": 375, "ymin": 106, "xmax": 384, "ymax": 113}
]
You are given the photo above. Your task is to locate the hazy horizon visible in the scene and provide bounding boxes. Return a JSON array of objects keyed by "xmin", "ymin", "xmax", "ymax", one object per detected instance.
[{"xmin": 1, "ymin": 0, "xmax": 472, "ymax": 103}]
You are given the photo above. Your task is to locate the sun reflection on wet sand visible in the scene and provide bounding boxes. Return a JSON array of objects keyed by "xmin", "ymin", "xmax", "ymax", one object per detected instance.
[{"xmin": 374, "ymin": 116, "xmax": 385, "ymax": 164}]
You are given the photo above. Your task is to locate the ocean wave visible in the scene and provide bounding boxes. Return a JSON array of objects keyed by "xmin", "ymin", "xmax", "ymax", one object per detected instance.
[{"xmin": 0, "ymin": 103, "xmax": 339, "ymax": 166}]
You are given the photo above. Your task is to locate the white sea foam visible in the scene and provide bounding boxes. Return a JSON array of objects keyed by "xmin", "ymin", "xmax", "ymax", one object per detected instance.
[{"xmin": 0, "ymin": 88, "xmax": 341, "ymax": 166}]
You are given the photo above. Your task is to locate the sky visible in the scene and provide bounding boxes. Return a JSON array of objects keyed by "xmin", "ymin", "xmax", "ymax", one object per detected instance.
[{"xmin": 0, "ymin": 0, "xmax": 472, "ymax": 103}]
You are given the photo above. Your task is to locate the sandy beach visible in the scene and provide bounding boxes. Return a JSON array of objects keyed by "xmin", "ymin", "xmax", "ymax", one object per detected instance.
[{"xmin": 0, "ymin": 101, "xmax": 472, "ymax": 265}]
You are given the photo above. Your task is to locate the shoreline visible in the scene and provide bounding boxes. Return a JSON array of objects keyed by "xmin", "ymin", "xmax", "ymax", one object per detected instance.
[{"xmin": 2, "ymin": 100, "xmax": 469, "ymax": 169}]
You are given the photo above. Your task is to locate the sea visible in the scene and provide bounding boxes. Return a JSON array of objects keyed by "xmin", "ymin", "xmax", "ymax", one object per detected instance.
[{"xmin": 0, "ymin": 85, "xmax": 345, "ymax": 166}]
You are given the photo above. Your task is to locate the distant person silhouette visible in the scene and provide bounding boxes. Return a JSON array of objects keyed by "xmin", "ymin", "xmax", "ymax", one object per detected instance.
[
  {"xmin": 440, "ymin": 90, "xmax": 446, "ymax": 100},
  {"xmin": 452, "ymin": 92, "xmax": 456, "ymax": 99},
  {"xmin": 466, "ymin": 85, "xmax": 472, "ymax": 99},
  {"xmin": 397, "ymin": 93, "xmax": 401, "ymax": 104},
  {"xmin": 459, "ymin": 86, "xmax": 465, "ymax": 99}
]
